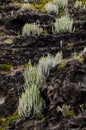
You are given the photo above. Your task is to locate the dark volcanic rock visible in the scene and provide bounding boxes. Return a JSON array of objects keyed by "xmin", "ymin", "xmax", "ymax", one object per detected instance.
[
  {"xmin": 0, "ymin": 2, "xmax": 86, "ymax": 130},
  {"xmin": 0, "ymin": 30, "xmax": 86, "ymax": 66},
  {"xmin": 38, "ymin": 53, "xmax": 86, "ymax": 130},
  {"xmin": 5, "ymin": 52, "xmax": 86, "ymax": 130},
  {"xmin": 0, "ymin": 71, "xmax": 24, "ymax": 117},
  {"xmin": 41, "ymin": 53, "xmax": 86, "ymax": 109}
]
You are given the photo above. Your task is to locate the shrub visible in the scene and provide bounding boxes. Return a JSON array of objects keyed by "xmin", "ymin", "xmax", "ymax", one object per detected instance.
[
  {"xmin": 45, "ymin": 2, "xmax": 58, "ymax": 14},
  {"xmin": 74, "ymin": 0, "xmax": 86, "ymax": 9},
  {"xmin": 23, "ymin": 65, "xmax": 41, "ymax": 89},
  {"xmin": 18, "ymin": 52, "xmax": 63, "ymax": 117},
  {"xmin": 22, "ymin": 23, "xmax": 43, "ymax": 37},
  {"xmin": 18, "ymin": 65, "xmax": 45, "ymax": 117},
  {"xmin": 21, "ymin": 3, "xmax": 31, "ymax": 11},
  {"xmin": 53, "ymin": 15, "xmax": 74, "ymax": 33},
  {"xmin": 38, "ymin": 52, "xmax": 63, "ymax": 79},
  {"xmin": 24, "ymin": 0, "xmax": 40, "ymax": 3},
  {"xmin": 74, "ymin": 0, "xmax": 82, "ymax": 8},
  {"xmin": 52, "ymin": 0, "xmax": 68, "ymax": 9}
]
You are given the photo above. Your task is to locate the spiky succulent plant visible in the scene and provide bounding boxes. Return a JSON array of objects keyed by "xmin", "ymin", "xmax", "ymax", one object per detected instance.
[
  {"xmin": 74, "ymin": 0, "xmax": 82, "ymax": 8},
  {"xmin": 18, "ymin": 65, "xmax": 45, "ymax": 117},
  {"xmin": 24, "ymin": 0, "xmax": 40, "ymax": 3},
  {"xmin": 38, "ymin": 52, "xmax": 63, "ymax": 79},
  {"xmin": 22, "ymin": 23, "xmax": 43, "ymax": 37},
  {"xmin": 21, "ymin": 3, "xmax": 31, "ymax": 11},
  {"xmin": 45, "ymin": 2, "xmax": 58, "ymax": 14},
  {"xmin": 18, "ymin": 52, "xmax": 63, "ymax": 117},
  {"xmin": 74, "ymin": 0, "xmax": 86, "ymax": 9},
  {"xmin": 52, "ymin": 0, "xmax": 68, "ymax": 9},
  {"xmin": 53, "ymin": 15, "xmax": 74, "ymax": 33}
]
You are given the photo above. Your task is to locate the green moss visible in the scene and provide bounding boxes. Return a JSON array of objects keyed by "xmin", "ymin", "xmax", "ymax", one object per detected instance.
[
  {"xmin": 66, "ymin": 110, "xmax": 75, "ymax": 118},
  {"xmin": 5, "ymin": 116, "xmax": 18, "ymax": 126},
  {"xmin": 0, "ymin": 64, "xmax": 12, "ymax": 71},
  {"xmin": 80, "ymin": 14, "xmax": 86, "ymax": 20},
  {"xmin": 57, "ymin": 59, "xmax": 66, "ymax": 71},
  {"xmin": 61, "ymin": 104, "xmax": 75, "ymax": 118},
  {"xmin": 57, "ymin": 64, "xmax": 64, "ymax": 71},
  {"xmin": 32, "ymin": 0, "xmax": 51, "ymax": 12},
  {"xmin": 0, "ymin": 110, "xmax": 19, "ymax": 128},
  {"xmin": 0, "ymin": 32, "xmax": 5, "ymax": 36},
  {"xmin": 4, "ymin": 39, "xmax": 13, "ymax": 44},
  {"xmin": 42, "ymin": 29, "xmax": 48, "ymax": 35},
  {"xmin": 58, "ymin": 9, "xmax": 64, "ymax": 17},
  {"xmin": 0, "ymin": 118, "xmax": 5, "ymax": 126},
  {"xmin": 16, "ymin": 2, "xmax": 22, "ymax": 8},
  {"xmin": 1, "ymin": 71, "xmax": 7, "ymax": 76},
  {"xmin": 24, "ymin": 62, "xmax": 31, "ymax": 67},
  {"xmin": 67, "ymin": 43, "xmax": 74, "ymax": 47},
  {"xmin": 0, "ymin": 126, "xmax": 5, "ymax": 130},
  {"xmin": 76, "ymin": 56, "xmax": 84, "ymax": 62},
  {"xmin": 82, "ymin": 0, "xmax": 86, "ymax": 5},
  {"xmin": 35, "ymin": 113, "xmax": 44, "ymax": 121},
  {"xmin": 69, "ymin": 0, "xmax": 75, "ymax": 4}
]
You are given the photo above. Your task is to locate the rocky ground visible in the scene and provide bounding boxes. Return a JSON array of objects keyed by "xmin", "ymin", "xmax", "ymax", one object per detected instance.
[{"xmin": 0, "ymin": 1, "xmax": 86, "ymax": 130}]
